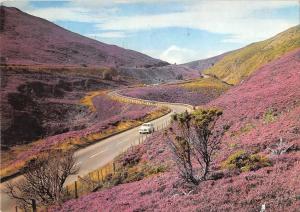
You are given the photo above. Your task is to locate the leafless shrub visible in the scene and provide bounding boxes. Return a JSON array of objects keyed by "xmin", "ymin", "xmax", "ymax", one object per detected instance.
[
  {"xmin": 4, "ymin": 150, "xmax": 78, "ymax": 209},
  {"xmin": 166, "ymin": 108, "xmax": 223, "ymax": 185},
  {"xmin": 268, "ymin": 138, "xmax": 293, "ymax": 155}
]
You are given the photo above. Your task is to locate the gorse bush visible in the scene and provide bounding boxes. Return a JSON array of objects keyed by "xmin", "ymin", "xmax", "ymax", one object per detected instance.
[
  {"xmin": 167, "ymin": 108, "xmax": 224, "ymax": 185},
  {"xmin": 222, "ymin": 150, "xmax": 271, "ymax": 172}
]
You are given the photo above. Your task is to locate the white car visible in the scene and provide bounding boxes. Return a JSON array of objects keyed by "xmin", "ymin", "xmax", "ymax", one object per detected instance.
[{"xmin": 139, "ymin": 123, "xmax": 155, "ymax": 134}]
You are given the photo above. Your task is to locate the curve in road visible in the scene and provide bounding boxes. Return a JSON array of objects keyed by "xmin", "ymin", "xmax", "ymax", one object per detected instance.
[{"xmin": 0, "ymin": 89, "xmax": 193, "ymax": 212}]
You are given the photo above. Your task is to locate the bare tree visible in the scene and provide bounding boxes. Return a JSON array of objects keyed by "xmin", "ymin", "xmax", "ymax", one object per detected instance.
[
  {"xmin": 166, "ymin": 108, "xmax": 223, "ymax": 185},
  {"xmin": 4, "ymin": 150, "xmax": 78, "ymax": 210}
]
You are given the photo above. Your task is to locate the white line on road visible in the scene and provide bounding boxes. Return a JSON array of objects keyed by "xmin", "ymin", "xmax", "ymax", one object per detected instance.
[
  {"xmin": 74, "ymin": 161, "xmax": 82, "ymax": 166},
  {"xmin": 89, "ymin": 150, "xmax": 107, "ymax": 159}
]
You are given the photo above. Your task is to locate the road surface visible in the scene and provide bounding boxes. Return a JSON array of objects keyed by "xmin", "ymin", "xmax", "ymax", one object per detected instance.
[{"xmin": 0, "ymin": 90, "xmax": 193, "ymax": 212}]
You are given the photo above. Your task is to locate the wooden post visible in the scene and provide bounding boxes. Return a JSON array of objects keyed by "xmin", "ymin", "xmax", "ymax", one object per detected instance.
[
  {"xmin": 89, "ymin": 173, "xmax": 94, "ymax": 188},
  {"xmin": 101, "ymin": 169, "xmax": 104, "ymax": 181},
  {"xmin": 66, "ymin": 185, "xmax": 69, "ymax": 196},
  {"xmin": 31, "ymin": 199, "xmax": 37, "ymax": 212},
  {"xmin": 75, "ymin": 181, "xmax": 78, "ymax": 199},
  {"xmin": 113, "ymin": 162, "xmax": 116, "ymax": 174},
  {"xmin": 97, "ymin": 170, "xmax": 100, "ymax": 183},
  {"xmin": 15, "ymin": 206, "xmax": 18, "ymax": 212}
]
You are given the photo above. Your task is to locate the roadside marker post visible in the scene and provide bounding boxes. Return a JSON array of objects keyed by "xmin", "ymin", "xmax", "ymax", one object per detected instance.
[
  {"xmin": 75, "ymin": 181, "xmax": 78, "ymax": 199},
  {"xmin": 31, "ymin": 199, "xmax": 37, "ymax": 212}
]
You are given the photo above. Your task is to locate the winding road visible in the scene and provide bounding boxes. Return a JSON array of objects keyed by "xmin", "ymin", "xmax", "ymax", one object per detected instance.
[{"xmin": 0, "ymin": 90, "xmax": 193, "ymax": 212}]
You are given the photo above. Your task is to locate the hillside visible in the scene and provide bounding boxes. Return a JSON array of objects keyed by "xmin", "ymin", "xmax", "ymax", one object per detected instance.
[
  {"xmin": 120, "ymin": 77, "xmax": 230, "ymax": 106},
  {"xmin": 0, "ymin": 6, "xmax": 168, "ymax": 68},
  {"xmin": 204, "ymin": 25, "xmax": 300, "ymax": 84},
  {"xmin": 56, "ymin": 49, "xmax": 300, "ymax": 211},
  {"xmin": 182, "ymin": 52, "xmax": 228, "ymax": 71}
]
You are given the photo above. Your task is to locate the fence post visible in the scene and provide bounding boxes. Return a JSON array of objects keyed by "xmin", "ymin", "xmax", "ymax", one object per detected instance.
[
  {"xmin": 66, "ymin": 185, "xmax": 69, "ymax": 196},
  {"xmin": 75, "ymin": 181, "xmax": 78, "ymax": 199},
  {"xmin": 89, "ymin": 173, "xmax": 94, "ymax": 188},
  {"xmin": 31, "ymin": 199, "xmax": 37, "ymax": 212},
  {"xmin": 101, "ymin": 169, "xmax": 104, "ymax": 181},
  {"xmin": 15, "ymin": 206, "xmax": 18, "ymax": 212},
  {"xmin": 97, "ymin": 170, "xmax": 100, "ymax": 183},
  {"xmin": 113, "ymin": 162, "xmax": 116, "ymax": 174}
]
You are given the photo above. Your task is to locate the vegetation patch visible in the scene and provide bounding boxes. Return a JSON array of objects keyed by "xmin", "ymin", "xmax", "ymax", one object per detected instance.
[
  {"xmin": 103, "ymin": 147, "xmax": 167, "ymax": 187},
  {"xmin": 182, "ymin": 77, "xmax": 230, "ymax": 93},
  {"xmin": 80, "ymin": 91, "xmax": 104, "ymax": 111},
  {"xmin": 263, "ymin": 108, "xmax": 278, "ymax": 124},
  {"xmin": 230, "ymin": 123, "xmax": 256, "ymax": 137},
  {"xmin": 222, "ymin": 150, "xmax": 271, "ymax": 172}
]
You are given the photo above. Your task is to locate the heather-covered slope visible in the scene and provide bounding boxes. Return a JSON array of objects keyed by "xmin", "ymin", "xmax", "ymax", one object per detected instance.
[
  {"xmin": 204, "ymin": 25, "xmax": 300, "ymax": 85},
  {"xmin": 57, "ymin": 49, "xmax": 300, "ymax": 211},
  {"xmin": 0, "ymin": 6, "xmax": 168, "ymax": 68},
  {"xmin": 120, "ymin": 77, "xmax": 230, "ymax": 106}
]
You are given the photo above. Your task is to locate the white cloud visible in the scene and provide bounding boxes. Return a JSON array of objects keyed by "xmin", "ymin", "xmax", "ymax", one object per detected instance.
[
  {"xmin": 86, "ymin": 31, "xmax": 127, "ymax": 38},
  {"xmin": 4, "ymin": 0, "xmax": 298, "ymax": 44},
  {"xmin": 159, "ymin": 45, "xmax": 195, "ymax": 64},
  {"xmin": 96, "ymin": 0, "xmax": 299, "ymax": 43},
  {"xmin": 158, "ymin": 45, "xmax": 224, "ymax": 64},
  {"xmin": 26, "ymin": 7, "xmax": 103, "ymax": 23},
  {"xmin": 1, "ymin": 0, "xmax": 30, "ymax": 10}
]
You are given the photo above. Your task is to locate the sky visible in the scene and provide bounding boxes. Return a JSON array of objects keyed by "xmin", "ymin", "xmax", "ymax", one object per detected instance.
[{"xmin": 2, "ymin": 0, "xmax": 299, "ymax": 64}]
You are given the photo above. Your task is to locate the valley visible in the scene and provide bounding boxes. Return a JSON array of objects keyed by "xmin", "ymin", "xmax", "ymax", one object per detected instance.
[{"xmin": 0, "ymin": 3, "xmax": 300, "ymax": 212}]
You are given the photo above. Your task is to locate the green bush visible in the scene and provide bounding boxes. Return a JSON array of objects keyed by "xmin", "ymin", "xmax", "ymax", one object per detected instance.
[{"xmin": 222, "ymin": 150, "xmax": 271, "ymax": 172}]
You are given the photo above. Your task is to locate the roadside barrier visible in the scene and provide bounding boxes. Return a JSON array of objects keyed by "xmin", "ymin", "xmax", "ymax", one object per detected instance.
[{"xmin": 107, "ymin": 90, "xmax": 195, "ymax": 111}]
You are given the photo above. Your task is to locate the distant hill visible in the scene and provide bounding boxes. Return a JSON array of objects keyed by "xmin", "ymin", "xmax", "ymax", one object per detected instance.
[
  {"xmin": 204, "ymin": 25, "xmax": 300, "ymax": 84},
  {"xmin": 0, "ymin": 6, "xmax": 168, "ymax": 68},
  {"xmin": 182, "ymin": 52, "xmax": 228, "ymax": 71}
]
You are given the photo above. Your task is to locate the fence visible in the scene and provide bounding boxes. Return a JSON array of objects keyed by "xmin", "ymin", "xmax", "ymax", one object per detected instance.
[{"xmin": 65, "ymin": 118, "xmax": 171, "ymax": 199}]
